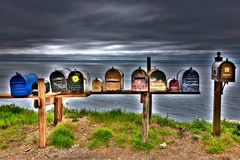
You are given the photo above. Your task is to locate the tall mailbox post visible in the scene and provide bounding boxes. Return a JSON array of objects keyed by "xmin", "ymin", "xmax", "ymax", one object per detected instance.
[{"xmin": 212, "ymin": 52, "xmax": 236, "ymax": 136}]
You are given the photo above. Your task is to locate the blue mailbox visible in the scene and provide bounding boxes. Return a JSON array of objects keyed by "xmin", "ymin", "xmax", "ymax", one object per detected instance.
[
  {"xmin": 10, "ymin": 72, "xmax": 38, "ymax": 97},
  {"xmin": 177, "ymin": 67, "xmax": 199, "ymax": 92}
]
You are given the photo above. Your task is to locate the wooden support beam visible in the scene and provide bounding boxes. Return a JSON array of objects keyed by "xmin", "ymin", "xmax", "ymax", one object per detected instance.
[
  {"xmin": 54, "ymin": 98, "xmax": 63, "ymax": 125},
  {"xmin": 38, "ymin": 78, "xmax": 47, "ymax": 148},
  {"xmin": 141, "ymin": 93, "xmax": 150, "ymax": 142},
  {"xmin": 213, "ymin": 81, "xmax": 222, "ymax": 136}
]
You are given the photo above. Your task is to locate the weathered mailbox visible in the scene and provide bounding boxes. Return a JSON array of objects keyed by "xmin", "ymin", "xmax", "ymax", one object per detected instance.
[
  {"xmin": 131, "ymin": 67, "xmax": 148, "ymax": 91},
  {"xmin": 105, "ymin": 67, "xmax": 124, "ymax": 91},
  {"xmin": 92, "ymin": 78, "xmax": 103, "ymax": 92},
  {"xmin": 50, "ymin": 68, "xmax": 71, "ymax": 92},
  {"xmin": 212, "ymin": 59, "xmax": 236, "ymax": 82},
  {"xmin": 177, "ymin": 67, "xmax": 199, "ymax": 92},
  {"xmin": 148, "ymin": 69, "xmax": 167, "ymax": 92},
  {"xmin": 68, "ymin": 69, "xmax": 84, "ymax": 93},
  {"xmin": 168, "ymin": 78, "xmax": 180, "ymax": 92}
]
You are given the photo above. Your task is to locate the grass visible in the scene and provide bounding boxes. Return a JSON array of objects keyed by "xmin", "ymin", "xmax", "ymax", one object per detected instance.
[
  {"xmin": 49, "ymin": 122, "xmax": 75, "ymax": 148},
  {"xmin": 87, "ymin": 128, "xmax": 113, "ymax": 150},
  {"xmin": 0, "ymin": 104, "xmax": 54, "ymax": 149},
  {"xmin": 1, "ymin": 105, "xmax": 240, "ymax": 154}
]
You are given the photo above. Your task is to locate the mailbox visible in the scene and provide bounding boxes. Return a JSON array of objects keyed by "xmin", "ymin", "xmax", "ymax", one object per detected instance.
[
  {"xmin": 68, "ymin": 69, "xmax": 84, "ymax": 93},
  {"xmin": 82, "ymin": 70, "xmax": 91, "ymax": 91},
  {"xmin": 10, "ymin": 72, "xmax": 38, "ymax": 97},
  {"xmin": 92, "ymin": 78, "xmax": 103, "ymax": 92},
  {"xmin": 131, "ymin": 67, "xmax": 148, "ymax": 91},
  {"xmin": 32, "ymin": 80, "xmax": 50, "ymax": 96},
  {"xmin": 168, "ymin": 78, "xmax": 180, "ymax": 92},
  {"xmin": 105, "ymin": 67, "xmax": 124, "ymax": 91},
  {"xmin": 148, "ymin": 69, "xmax": 167, "ymax": 92},
  {"xmin": 212, "ymin": 59, "xmax": 236, "ymax": 82},
  {"xmin": 50, "ymin": 68, "xmax": 71, "ymax": 92},
  {"xmin": 177, "ymin": 67, "xmax": 199, "ymax": 92}
]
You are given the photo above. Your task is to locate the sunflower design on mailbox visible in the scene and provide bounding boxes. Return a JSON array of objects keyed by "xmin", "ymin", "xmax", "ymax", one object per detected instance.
[{"xmin": 68, "ymin": 70, "xmax": 84, "ymax": 93}]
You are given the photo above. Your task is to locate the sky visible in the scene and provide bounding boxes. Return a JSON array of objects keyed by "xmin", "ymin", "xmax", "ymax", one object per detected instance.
[{"xmin": 0, "ymin": 0, "xmax": 240, "ymax": 61}]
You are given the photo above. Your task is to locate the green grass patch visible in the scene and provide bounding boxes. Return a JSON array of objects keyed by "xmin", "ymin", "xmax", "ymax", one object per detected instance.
[
  {"xmin": 87, "ymin": 128, "xmax": 113, "ymax": 150},
  {"xmin": 0, "ymin": 104, "xmax": 54, "ymax": 129},
  {"xmin": 49, "ymin": 122, "xmax": 75, "ymax": 148}
]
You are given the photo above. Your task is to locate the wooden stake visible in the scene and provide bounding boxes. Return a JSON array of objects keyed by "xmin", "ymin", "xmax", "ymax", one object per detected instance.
[
  {"xmin": 54, "ymin": 98, "xmax": 62, "ymax": 125},
  {"xmin": 142, "ymin": 93, "xmax": 150, "ymax": 142},
  {"xmin": 213, "ymin": 81, "xmax": 222, "ymax": 136},
  {"xmin": 147, "ymin": 57, "xmax": 152, "ymax": 124},
  {"xmin": 38, "ymin": 78, "xmax": 46, "ymax": 148}
]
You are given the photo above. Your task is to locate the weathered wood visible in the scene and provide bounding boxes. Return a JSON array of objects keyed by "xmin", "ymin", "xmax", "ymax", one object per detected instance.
[
  {"xmin": 38, "ymin": 78, "xmax": 46, "ymax": 148},
  {"xmin": 213, "ymin": 81, "xmax": 222, "ymax": 136},
  {"xmin": 0, "ymin": 92, "xmax": 61, "ymax": 99},
  {"xmin": 54, "ymin": 98, "xmax": 62, "ymax": 125},
  {"xmin": 141, "ymin": 93, "xmax": 150, "ymax": 142}
]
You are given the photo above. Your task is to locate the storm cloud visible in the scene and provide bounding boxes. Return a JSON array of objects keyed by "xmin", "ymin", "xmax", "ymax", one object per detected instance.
[{"xmin": 0, "ymin": 0, "xmax": 240, "ymax": 59}]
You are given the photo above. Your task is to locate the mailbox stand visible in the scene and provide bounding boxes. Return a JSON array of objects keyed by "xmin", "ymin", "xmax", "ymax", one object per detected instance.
[{"xmin": 212, "ymin": 52, "xmax": 236, "ymax": 136}]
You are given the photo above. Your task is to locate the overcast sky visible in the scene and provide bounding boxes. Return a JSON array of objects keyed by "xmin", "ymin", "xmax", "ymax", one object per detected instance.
[{"xmin": 0, "ymin": 0, "xmax": 240, "ymax": 60}]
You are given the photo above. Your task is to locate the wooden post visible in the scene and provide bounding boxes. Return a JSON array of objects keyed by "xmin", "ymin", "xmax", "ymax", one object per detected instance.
[
  {"xmin": 141, "ymin": 93, "xmax": 150, "ymax": 142},
  {"xmin": 54, "ymin": 98, "xmax": 63, "ymax": 125},
  {"xmin": 147, "ymin": 57, "xmax": 152, "ymax": 123},
  {"xmin": 38, "ymin": 78, "xmax": 47, "ymax": 148},
  {"xmin": 213, "ymin": 52, "xmax": 223, "ymax": 136},
  {"xmin": 213, "ymin": 81, "xmax": 222, "ymax": 136}
]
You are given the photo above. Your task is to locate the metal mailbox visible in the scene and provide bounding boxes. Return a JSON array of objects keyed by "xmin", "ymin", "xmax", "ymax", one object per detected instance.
[
  {"xmin": 68, "ymin": 69, "xmax": 84, "ymax": 93},
  {"xmin": 168, "ymin": 78, "xmax": 180, "ymax": 92},
  {"xmin": 177, "ymin": 67, "xmax": 199, "ymax": 92},
  {"xmin": 105, "ymin": 67, "xmax": 124, "ymax": 91},
  {"xmin": 50, "ymin": 68, "xmax": 71, "ymax": 93},
  {"xmin": 82, "ymin": 70, "xmax": 91, "ymax": 91},
  {"xmin": 212, "ymin": 59, "xmax": 236, "ymax": 82},
  {"xmin": 131, "ymin": 67, "xmax": 148, "ymax": 91},
  {"xmin": 92, "ymin": 78, "xmax": 103, "ymax": 92},
  {"xmin": 32, "ymin": 80, "xmax": 50, "ymax": 96},
  {"xmin": 10, "ymin": 72, "xmax": 38, "ymax": 97},
  {"xmin": 148, "ymin": 69, "xmax": 167, "ymax": 92}
]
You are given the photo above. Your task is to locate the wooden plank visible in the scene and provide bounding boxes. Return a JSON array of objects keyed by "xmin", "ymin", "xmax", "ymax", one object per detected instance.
[
  {"xmin": 54, "ymin": 98, "xmax": 62, "ymax": 125},
  {"xmin": 141, "ymin": 93, "xmax": 150, "ymax": 142},
  {"xmin": 38, "ymin": 79, "xmax": 47, "ymax": 148},
  {"xmin": 54, "ymin": 93, "xmax": 90, "ymax": 98}
]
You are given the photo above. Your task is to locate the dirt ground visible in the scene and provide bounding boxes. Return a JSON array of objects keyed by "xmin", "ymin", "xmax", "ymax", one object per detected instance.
[{"xmin": 1, "ymin": 117, "xmax": 240, "ymax": 160}]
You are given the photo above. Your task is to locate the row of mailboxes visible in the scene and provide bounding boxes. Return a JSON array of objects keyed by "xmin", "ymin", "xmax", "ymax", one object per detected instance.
[
  {"xmin": 9, "ymin": 67, "xmax": 200, "ymax": 97},
  {"xmin": 90, "ymin": 66, "xmax": 199, "ymax": 92}
]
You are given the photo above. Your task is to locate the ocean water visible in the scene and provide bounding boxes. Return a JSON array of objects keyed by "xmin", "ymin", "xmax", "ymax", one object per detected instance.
[{"xmin": 0, "ymin": 60, "xmax": 239, "ymax": 122}]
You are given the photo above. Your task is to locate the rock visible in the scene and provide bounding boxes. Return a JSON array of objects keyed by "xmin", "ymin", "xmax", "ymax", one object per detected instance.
[{"xmin": 160, "ymin": 142, "xmax": 167, "ymax": 149}]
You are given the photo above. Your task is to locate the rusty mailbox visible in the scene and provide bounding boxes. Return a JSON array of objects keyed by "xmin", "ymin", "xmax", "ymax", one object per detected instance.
[
  {"xmin": 148, "ymin": 69, "xmax": 167, "ymax": 92},
  {"xmin": 50, "ymin": 68, "xmax": 71, "ymax": 93},
  {"xmin": 105, "ymin": 67, "xmax": 124, "ymax": 91},
  {"xmin": 168, "ymin": 78, "xmax": 180, "ymax": 92},
  {"xmin": 92, "ymin": 78, "xmax": 103, "ymax": 92},
  {"xmin": 131, "ymin": 67, "xmax": 148, "ymax": 91},
  {"xmin": 212, "ymin": 58, "xmax": 236, "ymax": 82}
]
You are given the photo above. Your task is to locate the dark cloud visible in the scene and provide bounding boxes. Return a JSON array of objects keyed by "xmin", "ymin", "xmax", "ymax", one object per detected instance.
[{"xmin": 0, "ymin": 0, "xmax": 240, "ymax": 58}]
